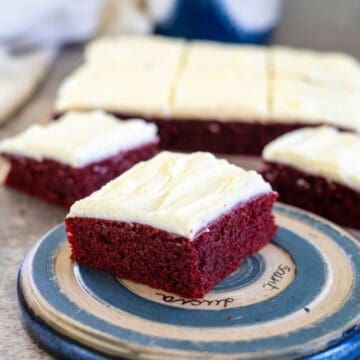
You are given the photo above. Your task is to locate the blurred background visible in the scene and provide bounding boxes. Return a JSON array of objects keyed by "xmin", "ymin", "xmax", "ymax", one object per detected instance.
[
  {"xmin": 0, "ymin": 0, "xmax": 359, "ymax": 130},
  {"xmin": 0, "ymin": 2, "xmax": 359, "ymax": 358},
  {"xmin": 1, "ymin": 0, "xmax": 360, "ymax": 50}
]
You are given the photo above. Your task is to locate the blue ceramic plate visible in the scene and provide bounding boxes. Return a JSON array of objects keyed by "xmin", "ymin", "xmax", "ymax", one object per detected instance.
[{"xmin": 18, "ymin": 203, "xmax": 360, "ymax": 359}]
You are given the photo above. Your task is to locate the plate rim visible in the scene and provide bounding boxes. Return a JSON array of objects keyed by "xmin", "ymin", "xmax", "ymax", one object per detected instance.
[{"xmin": 18, "ymin": 203, "xmax": 360, "ymax": 359}]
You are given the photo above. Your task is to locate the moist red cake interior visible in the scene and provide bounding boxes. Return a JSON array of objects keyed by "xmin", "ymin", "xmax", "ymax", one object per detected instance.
[
  {"xmin": 2, "ymin": 142, "xmax": 157, "ymax": 207},
  {"xmin": 111, "ymin": 114, "xmax": 325, "ymax": 155},
  {"xmin": 66, "ymin": 192, "xmax": 278, "ymax": 298},
  {"xmin": 54, "ymin": 112, "xmax": 350, "ymax": 155},
  {"xmin": 262, "ymin": 162, "xmax": 360, "ymax": 229}
]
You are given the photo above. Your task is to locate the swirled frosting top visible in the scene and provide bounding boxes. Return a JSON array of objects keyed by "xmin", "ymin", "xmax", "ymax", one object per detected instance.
[
  {"xmin": 0, "ymin": 111, "xmax": 157, "ymax": 167},
  {"xmin": 263, "ymin": 126, "xmax": 360, "ymax": 190},
  {"xmin": 68, "ymin": 151, "xmax": 272, "ymax": 239}
]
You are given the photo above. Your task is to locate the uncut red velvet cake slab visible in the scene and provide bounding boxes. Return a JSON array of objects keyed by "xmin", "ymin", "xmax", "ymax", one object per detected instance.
[
  {"xmin": 0, "ymin": 111, "xmax": 158, "ymax": 207},
  {"xmin": 66, "ymin": 151, "xmax": 278, "ymax": 298},
  {"xmin": 55, "ymin": 36, "xmax": 360, "ymax": 155},
  {"xmin": 262, "ymin": 126, "xmax": 360, "ymax": 229}
]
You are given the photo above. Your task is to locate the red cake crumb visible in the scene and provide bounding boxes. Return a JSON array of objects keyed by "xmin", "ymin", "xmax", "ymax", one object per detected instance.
[
  {"xmin": 2, "ymin": 142, "xmax": 157, "ymax": 208},
  {"xmin": 262, "ymin": 162, "xmax": 360, "ymax": 229},
  {"xmin": 66, "ymin": 192, "xmax": 278, "ymax": 298},
  {"xmin": 18, "ymin": 206, "xmax": 26, "ymax": 216},
  {"xmin": 113, "ymin": 115, "xmax": 316, "ymax": 155},
  {"xmin": 150, "ymin": 118, "xmax": 309, "ymax": 155},
  {"xmin": 54, "ymin": 112, "xmax": 351, "ymax": 155}
]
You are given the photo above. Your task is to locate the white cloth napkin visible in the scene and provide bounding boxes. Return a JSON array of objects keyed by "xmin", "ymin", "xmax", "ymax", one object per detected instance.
[
  {"xmin": 0, "ymin": 0, "xmax": 165, "ymax": 124},
  {"xmin": 0, "ymin": 48, "xmax": 55, "ymax": 124}
]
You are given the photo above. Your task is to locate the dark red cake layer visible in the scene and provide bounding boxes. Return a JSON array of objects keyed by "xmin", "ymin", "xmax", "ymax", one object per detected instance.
[
  {"xmin": 66, "ymin": 192, "xmax": 278, "ymax": 298},
  {"xmin": 2, "ymin": 142, "xmax": 157, "ymax": 207},
  {"xmin": 54, "ymin": 113, "xmax": 321, "ymax": 155},
  {"xmin": 54, "ymin": 112, "xmax": 349, "ymax": 155},
  {"xmin": 262, "ymin": 162, "xmax": 360, "ymax": 229},
  {"xmin": 113, "ymin": 114, "xmax": 321, "ymax": 155}
]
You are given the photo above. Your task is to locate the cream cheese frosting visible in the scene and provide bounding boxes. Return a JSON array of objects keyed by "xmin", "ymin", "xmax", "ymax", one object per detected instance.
[
  {"xmin": 56, "ymin": 35, "xmax": 184, "ymax": 115},
  {"xmin": 271, "ymin": 79, "xmax": 360, "ymax": 132},
  {"xmin": 187, "ymin": 41, "xmax": 267, "ymax": 74},
  {"xmin": 55, "ymin": 63, "xmax": 177, "ymax": 116},
  {"xmin": 85, "ymin": 35, "xmax": 185, "ymax": 67},
  {"xmin": 55, "ymin": 35, "xmax": 360, "ymax": 131},
  {"xmin": 68, "ymin": 152, "xmax": 272, "ymax": 239},
  {"xmin": 263, "ymin": 126, "xmax": 360, "ymax": 190},
  {"xmin": 172, "ymin": 42, "xmax": 268, "ymax": 121},
  {"xmin": 271, "ymin": 46, "xmax": 360, "ymax": 90},
  {"xmin": 172, "ymin": 71, "xmax": 268, "ymax": 121},
  {"xmin": 0, "ymin": 111, "xmax": 157, "ymax": 167}
]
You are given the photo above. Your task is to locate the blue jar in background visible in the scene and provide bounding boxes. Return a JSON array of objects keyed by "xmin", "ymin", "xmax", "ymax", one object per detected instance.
[{"xmin": 154, "ymin": 0, "xmax": 282, "ymax": 44}]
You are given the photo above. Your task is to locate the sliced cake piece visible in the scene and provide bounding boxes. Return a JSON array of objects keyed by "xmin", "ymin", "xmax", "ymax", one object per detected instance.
[
  {"xmin": 151, "ymin": 41, "xmax": 271, "ymax": 155},
  {"xmin": 66, "ymin": 152, "xmax": 278, "ymax": 298},
  {"xmin": 0, "ymin": 111, "xmax": 158, "ymax": 207},
  {"xmin": 262, "ymin": 126, "xmax": 360, "ymax": 229}
]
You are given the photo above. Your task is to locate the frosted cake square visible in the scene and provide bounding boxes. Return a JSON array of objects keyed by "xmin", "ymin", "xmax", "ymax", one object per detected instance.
[
  {"xmin": 262, "ymin": 126, "xmax": 360, "ymax": 228},
  {"xmin": 66, "ymin": 152, "xmax": 277, "ymax": 298},
  {"xmin": 0, "ymin": 111, "xmax": 158, "ymax": 206}
]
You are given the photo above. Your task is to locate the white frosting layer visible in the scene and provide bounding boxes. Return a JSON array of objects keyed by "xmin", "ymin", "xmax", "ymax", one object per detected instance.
[
  {"xmin": 85, "ymin": 35, "xmax": 185, "ymax": 67},
  {"xmin": 55, "ymin": 35, "xmax": 360, "ymax": 130},
  {"xmin": 187, "ymin": 41, "xmax": 267, "ymax": 73},
  {"xmin": 272, "ymin": 46, "xmax": 360, "ymax": 90},
  {"xmin": 172, "ymin": 42, "xmax": 268, "ymax": 121},
  {"xmin": 0, "ymin": 111, "xmax": 157, "ymax": 167},
  {"xmin": 55, "ymin": 63, "xmax": 177, "ymax": 116},
  {"xmin": 271, "ymin": 79, "xmax": 360, "ymax": 132},
  {"xmin": 68, "ymin": 152, "xmax": 272, "ymax": 239},
  {"xmin": 56, "ymin": 36, "xmax": 184, "ymax": 115},
  {"xmin": 172, "ymin": 71, "xmax": 268, "ymax": 120},
  {"xmin": 263, "ymin": 126, "xmax": 360, "ymax": 190}
]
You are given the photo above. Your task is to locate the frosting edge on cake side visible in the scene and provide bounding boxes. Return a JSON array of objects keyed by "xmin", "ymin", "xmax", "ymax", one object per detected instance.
[
  {"xmin": 263, "ymin": 126, "xmax": 360, "ymax": 190},
  {"xmin": 67, "ymin": 151, "xmax": 273, "ymax": 239},
  {"xmin": 0, "ymin": 111, "xmax": 158, "ymax": 167}
]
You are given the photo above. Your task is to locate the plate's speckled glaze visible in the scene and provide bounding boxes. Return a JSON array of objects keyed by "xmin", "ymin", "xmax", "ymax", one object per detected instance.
[{"xmin": 18, "ymin": 204, "xmax": 360, "ymax": 359}]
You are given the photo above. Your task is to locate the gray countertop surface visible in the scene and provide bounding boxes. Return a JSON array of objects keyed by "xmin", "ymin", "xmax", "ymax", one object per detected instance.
[{"xmin": 0, "ymin": 1, "xmax": 359, "ymax": 358}]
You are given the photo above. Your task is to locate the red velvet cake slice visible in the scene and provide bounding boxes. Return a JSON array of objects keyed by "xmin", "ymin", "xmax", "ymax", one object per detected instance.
[
  {"xmin": 0, "ymin": 111, "xmax": 158, "ymax": 207},
  {"xmin": 262, "ymin": 126, "xmax": 360, "ymax": 229},
  {"xmin": 66, "ymin": 151, "xmax": 278, "ymax": 298}
]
